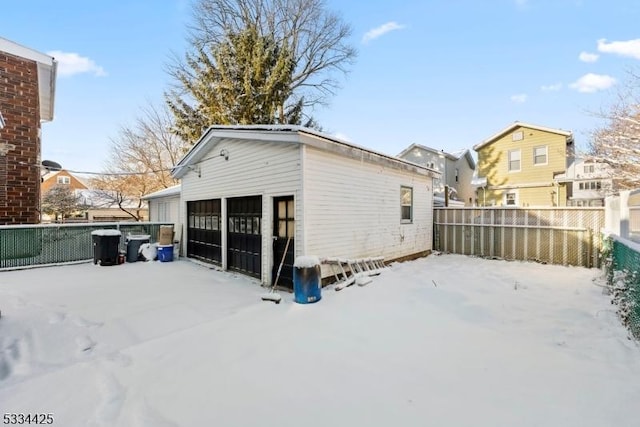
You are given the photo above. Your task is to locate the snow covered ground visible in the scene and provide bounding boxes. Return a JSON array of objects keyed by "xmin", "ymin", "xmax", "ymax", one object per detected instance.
[{"xmin": 1, "ymin": 254, "xmax": 639, "ymax": 427}]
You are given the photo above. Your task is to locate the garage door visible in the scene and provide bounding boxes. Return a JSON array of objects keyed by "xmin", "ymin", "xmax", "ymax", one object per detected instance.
[
  {"xmin": 187, "ymin": 199, "xmax": 222, "ymax": 264},
  {"xmin": 227, "ymin": 196, "xmax": 262, "ymax": 278}
]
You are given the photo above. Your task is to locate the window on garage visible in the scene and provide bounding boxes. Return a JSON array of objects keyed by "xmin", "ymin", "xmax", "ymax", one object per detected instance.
[{"xmin": 401, "ymin": 186, "xmax": 413, "ymax": 223}]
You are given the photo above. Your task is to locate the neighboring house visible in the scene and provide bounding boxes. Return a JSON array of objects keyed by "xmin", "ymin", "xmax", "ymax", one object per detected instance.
[
  {"xmin": 172, "ymin": 125, "xmax": 438, "ymax": 288},
  {"xmin": 397, "ymin": 144, "xmax": 476, "ymax": 206},
  {"xmin": 473, "ymin": 122, "xmax": 574, "ymax": 207},
  {"xmin": 41, "ymin": 169, "xmax": 149, "ymax": 222},
  {"xmin": 0, "ymin": 37, "xmax": 57, "ymax": 224},
  {"xmin": 556, "ymin": 158, "xmax": 613, "ymax": 207},
  {"xmin": 77, "ymin": 189, "xmax": 149, "ymax": 222},
  {"xmin": 41, "ymin": 169, "xmax": 89, "ymax": 194},
  {"xmin": 41, "ymin": 169, "xmax": 88, "ymax": 222}
]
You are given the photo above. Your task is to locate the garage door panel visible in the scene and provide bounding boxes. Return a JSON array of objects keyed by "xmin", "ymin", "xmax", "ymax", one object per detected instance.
[
  {"xmin": 187, "ymin": 199, "xmax": 222, "ymax": 264},
  {"xmin": 227, "ymin": 196, "xmax": 262, "ymax": 278}
]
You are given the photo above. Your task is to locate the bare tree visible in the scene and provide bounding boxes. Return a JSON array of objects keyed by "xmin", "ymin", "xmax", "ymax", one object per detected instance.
[
  {"xmin": 588, "ymin": 69, "xmax": 640, "ymax": 190},
  {"xmin": 41, "ymin": 185, "xmax": 85, "ymax": 222},
  {"xmin": 166, "ymin": 0, "xmax": 356, "ymax": 141},
  {"xmin": 91, "ymin": 103, "xmax": 188, "ymax": 219}
]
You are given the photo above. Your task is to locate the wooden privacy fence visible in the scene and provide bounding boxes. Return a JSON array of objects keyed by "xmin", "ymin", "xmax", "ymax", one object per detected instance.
[{"xmin": 434, "ymin": 207, "xmax": 605, "ymax": 268}]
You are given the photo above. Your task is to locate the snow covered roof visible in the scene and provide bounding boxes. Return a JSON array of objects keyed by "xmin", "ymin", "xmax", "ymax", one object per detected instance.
[
  {"xmin": 433, "ymin": 196, "xmax": 465, "ymax": 207},
  {"xmin": 397, "ymin": 144, "xmax": 476, "ymax": 170},
  {"xmin": 471, "ymin": 175, "xmax": 488, "ymax": 187},
  {"xmin": 76, "ymin": 189, "xmax": 145, "ymax": 210},
  {"xmin": 142, "ymin": 185, "xmax": 181, "ymax": 200},
  {"xmin": 173, "ymin": 125, "xmax": 437, "ymax": 179},
  {"xmin": 0, "ymin": 37, "xmax": 57, "ymax": 122},
  {"xmin": 474, "ymin": 121, "xmax": 573, "ymax": 151}
]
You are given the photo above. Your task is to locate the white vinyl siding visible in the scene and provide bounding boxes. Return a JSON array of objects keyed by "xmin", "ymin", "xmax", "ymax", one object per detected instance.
[
  {"xmin": 303, "ymin": 145, "xmax": 432, "ymax": 263},
  {"xmin": 149, "ymin": 195, "xmax": 180, "ymax": 223},
  {"xmin": 180, "ymin": 139, "xmax": 302, "ymax": 285},
  {"xmin": 508, "ymin": 149, "xmax": 521, "ymax": 172}
]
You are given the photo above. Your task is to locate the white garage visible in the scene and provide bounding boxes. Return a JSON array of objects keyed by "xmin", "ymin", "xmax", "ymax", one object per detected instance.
[{"xmin": 172, "ymin": 125, "xmax": 437, "ymax": 287}]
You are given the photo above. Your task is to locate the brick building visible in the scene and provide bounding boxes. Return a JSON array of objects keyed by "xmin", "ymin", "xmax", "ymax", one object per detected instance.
[{"xmin": 0, "ymin": 37, "xmax": 57, "ymax": 224}]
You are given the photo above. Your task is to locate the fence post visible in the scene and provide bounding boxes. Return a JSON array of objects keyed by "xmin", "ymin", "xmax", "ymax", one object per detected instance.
[
  {"xmin": 586, "ymin": 228, "xmax": 593, "ymax": 268},
  {"xmin": 620, "ymin": 190, "xmax": 630, "ymax": 239}
]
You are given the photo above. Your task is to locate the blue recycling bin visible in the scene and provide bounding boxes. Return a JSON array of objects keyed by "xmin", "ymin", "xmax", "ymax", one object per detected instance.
[
  {"xmin": 157, "ymin": 244, "xmax": 174, "ymax": 262},
  {"xmin": 293, "ymin": 256, "xmax": 321, "ymax": 304}
]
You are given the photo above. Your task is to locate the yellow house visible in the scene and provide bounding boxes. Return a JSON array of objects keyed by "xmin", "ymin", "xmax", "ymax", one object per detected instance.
[{"xmin": 473, "ymin": 122, "xmax": 574, "ymax": 207}]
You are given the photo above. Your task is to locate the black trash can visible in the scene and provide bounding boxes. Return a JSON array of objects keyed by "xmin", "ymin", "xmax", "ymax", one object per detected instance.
[
  {"xmin": 126, "ymin": 234, "xmax": 150, "ymax": 263},
  {"xmin": 293, "ymin": 256, "xmax": 322, "ymax": 304},
  {"xmin": 91, "ymin": 229, "xmax": 122, "ymax": 266}
]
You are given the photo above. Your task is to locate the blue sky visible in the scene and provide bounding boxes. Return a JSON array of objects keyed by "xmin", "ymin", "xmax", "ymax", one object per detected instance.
[{"xmin": 2, "ymin": 0, "xmax": 640, "ymax": 173}]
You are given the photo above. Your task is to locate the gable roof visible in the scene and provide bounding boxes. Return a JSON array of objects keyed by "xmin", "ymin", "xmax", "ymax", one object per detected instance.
[
  {"xmin": 173, "ymin": 125, "xmax": 437, "ymax": 179},
  {"xmin": 41, "ymin": 169, "xmax": 89, "ymax": 189},
  {"xmin": 141, "ymin": 185, "xmax": 181, "ymax": 200},
  {"xmin": 473, "ymin": 121, "xmax": 573, "ymax": 151},
  {"xmin": 0, "ymin": 37, "xmax": 57, "ymax": 122},
  {"xmin": 397, "ymin": 143, "xmax": 476, "ymax": 169}
]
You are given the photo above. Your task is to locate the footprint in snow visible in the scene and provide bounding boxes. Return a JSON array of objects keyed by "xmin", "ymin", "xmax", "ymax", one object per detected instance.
[
  {"xmin": 48, "ymin": 312, "xmax": 66, "ymax": 324},
  {"xmin": 132, "ymin": 400, "xmax": 180, "ymax": 427},
  {"xmin": 88, "ymin": 372, "xmax": 126, "ymax": 427},
  {"xmin": 76, "ymin": 335, "xmax": 97, "ymax": 353},
  {"xmin": 70, "ymin": 315, "xmax": 104, "ymax": 329},
  {"xmin": 106, "ymin": 351, "xmax": 132, "ymax": 368}
]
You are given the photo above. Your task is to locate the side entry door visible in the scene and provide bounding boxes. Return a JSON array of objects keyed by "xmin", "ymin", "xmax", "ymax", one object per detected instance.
[{"xmin": 272, "ymin": 196, "xmax": 294, "ymax": 289}]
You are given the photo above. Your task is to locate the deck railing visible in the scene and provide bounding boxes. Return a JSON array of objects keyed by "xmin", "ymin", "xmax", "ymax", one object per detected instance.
[{"xmin": 0, "ymin": 222, "xmax": 173, "ymax": 270}]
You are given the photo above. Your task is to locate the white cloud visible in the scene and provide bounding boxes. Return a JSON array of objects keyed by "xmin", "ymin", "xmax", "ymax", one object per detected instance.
[
  {"xmin": 362, "ymin": 22, "xmax": 405, "ymax": 44},
  {"xmin": 47, "ymin": 50, "xmax": 107, "ymax": 77},
  {"xmin": 541, "ymin": 83, "xmax": 563, "ymax": 92},
  {"xmin": 597, "ymin": 38, "xmax": 640, "ymax": 60},
  {"xmin": 569, "ymin": 73, "xmax": 616, "ymax": 93},
  {"xmin": 579, "ymin": 51, "xmax": 599, "ymax": 63},
  {"xmin": 510, "ymin": 94, "xmax": 528, "ymax": 103}
]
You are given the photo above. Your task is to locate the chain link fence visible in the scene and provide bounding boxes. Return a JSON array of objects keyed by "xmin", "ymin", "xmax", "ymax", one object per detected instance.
[
  {"xmin": 603, "ymin": 236, "xmax": 640, "ymax": 340},
  {"xmin": 0, "ymin": 222, "xmax": 173, "ymax": 269},
  {"xmin": 434, "ymin": 207, "xmax": 605, "ymax": 268}
]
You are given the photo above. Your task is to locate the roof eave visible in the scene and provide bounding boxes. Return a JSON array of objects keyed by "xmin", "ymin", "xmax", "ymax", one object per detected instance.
[
  {"xmin": 173, "ymin": 125, "xmax": 437, "ymax": 179},
  {"xmin": 0, "ymin": 37, "xmax": 56, "ymax": 122},
  {"xmin": 474, "ymin": 121, "xmax": 573, "ymax": 151}
]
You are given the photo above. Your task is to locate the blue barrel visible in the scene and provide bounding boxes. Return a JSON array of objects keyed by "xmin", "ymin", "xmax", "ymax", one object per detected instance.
[
  {"xmin": 293, "ymin": 256, "xmax": 321, "ymax": 304},
  {"xmin": 157, "ymin": 244, "xmax": 174, "ymax": 262}
]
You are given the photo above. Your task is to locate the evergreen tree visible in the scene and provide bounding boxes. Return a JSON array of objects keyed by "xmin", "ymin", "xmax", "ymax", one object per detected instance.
[
  {"xmin": 166, "ymin": 24, "xmax": 298, "ymax": 143},
  {"xmin": 166, "ymin": 0, "xmax": 354, "ymax": 143}
]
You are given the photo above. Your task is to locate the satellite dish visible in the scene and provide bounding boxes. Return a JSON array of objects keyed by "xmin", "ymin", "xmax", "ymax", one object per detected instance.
[{"xmin": 42, "ymin": 160, "xmax": 62, "ymax": 171}]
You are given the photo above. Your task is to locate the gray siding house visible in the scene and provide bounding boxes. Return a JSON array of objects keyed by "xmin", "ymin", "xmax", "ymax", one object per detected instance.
[{"xmin": 398, "ymin": 144, "xmax": 476, "ymax": 206}]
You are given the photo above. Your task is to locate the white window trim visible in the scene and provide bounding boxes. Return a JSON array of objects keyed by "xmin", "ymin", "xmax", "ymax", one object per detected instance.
[
  {"xmin": 400, "ymin": 186, "xmax": 413, "ymax": 224},
  {"xmin": 533, "ymin": 145, "xmax": 548, "ymax": 166},
  {"xmin": 57, "ymin": 176, "xmax": 70, "ymax": 184},
  {"xmin": 508, "ymin": 149, "xmax": 521, "ymax": 173},
  {"xmin": 512, "ymin": 131, "xmax": 524, "ymax": 141},
  {"xmin": 503, "ymin": 190, "xmax": 519, "ymax": 206}
]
